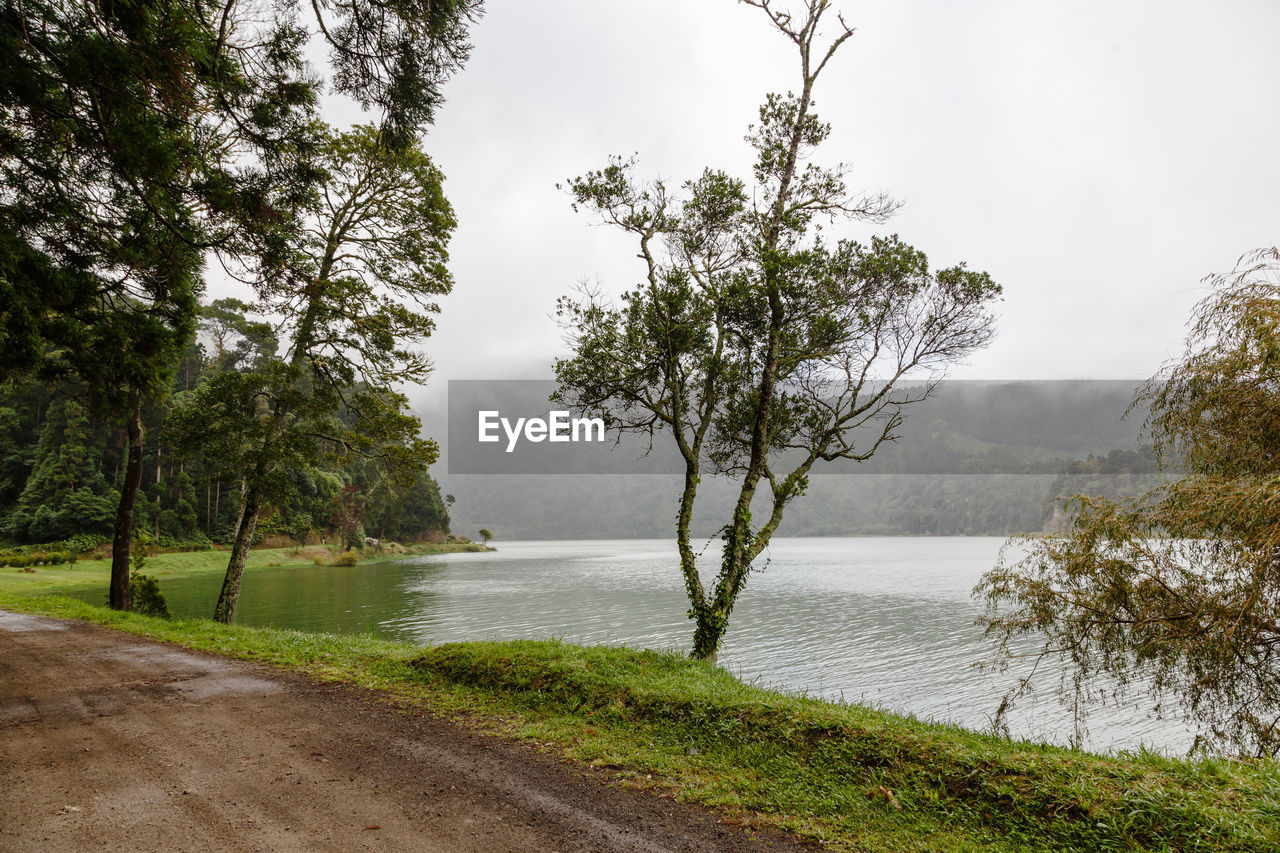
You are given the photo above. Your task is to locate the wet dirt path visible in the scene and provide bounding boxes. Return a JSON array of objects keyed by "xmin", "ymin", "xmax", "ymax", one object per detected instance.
[{"xmin": 0, "ymin": 610, "xmax": 815, "ymax": 852}]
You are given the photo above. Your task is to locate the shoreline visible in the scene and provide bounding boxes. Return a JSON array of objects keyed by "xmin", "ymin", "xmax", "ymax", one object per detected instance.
[{"xmin": 0, "ymin": 541, "xmax": 493, "ymax": 599}]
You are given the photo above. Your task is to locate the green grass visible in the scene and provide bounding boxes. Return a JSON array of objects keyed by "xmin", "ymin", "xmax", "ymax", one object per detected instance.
[
  {"xmin": 0, "ymin": 541, "xmax": 491, "ymax": 597},
  {"xmin": 1, "ymin": 593, "xmax": 1276, "ymax": 852}
]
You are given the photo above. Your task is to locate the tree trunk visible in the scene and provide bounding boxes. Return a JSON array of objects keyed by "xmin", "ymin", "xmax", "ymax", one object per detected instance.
[
  {"xmin": 676, "ymin": 462, "xmax": 716, "ymax": 660},
  {"xmin": 691, "ymin": 613, "xmax": 724, "ymax": 665},
  {"xmin": 109, "ymin": 388, "xmax": 144, "ymax": 611},
  {"xmin": 213, "ymin": 485, "xmax": 261, "ymax": 623},
  {"xmin": 691, "ymin": 69, "xmax": 816, "ymax": 662}
]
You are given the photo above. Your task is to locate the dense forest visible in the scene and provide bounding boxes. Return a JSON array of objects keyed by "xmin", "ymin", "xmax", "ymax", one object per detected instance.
[{"xmin": 0, "ymin": 301, "xmax": 451, "ymax": 551}]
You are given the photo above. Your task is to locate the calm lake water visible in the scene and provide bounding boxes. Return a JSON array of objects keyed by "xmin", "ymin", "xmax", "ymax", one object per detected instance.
[{"xmin": 136, "ymin": 537, "xmax": 1195, "ymax": 754}]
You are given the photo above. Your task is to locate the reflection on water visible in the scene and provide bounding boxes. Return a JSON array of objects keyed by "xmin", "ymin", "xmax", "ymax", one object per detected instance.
[{"xmin": 128, "ymin": 537, "xmax": 1196, "ymax": 754}]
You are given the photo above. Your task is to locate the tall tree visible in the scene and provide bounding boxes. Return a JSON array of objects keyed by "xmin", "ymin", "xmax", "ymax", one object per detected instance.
[
  {"xmin": 554, "ymin": 0, "xmax": 1000, "ymax": 662},
  {"xmin": 1, "ymin": 0, "xmax": 225, "ymax": 606},
  {"xmin": 0, "ymin": 380, "xmax": 48, "ymax": 512},
  {"xmin": 170, "ymin": 125, "xmax": 454, "ymax": 622},
  {"xmin": 977, "ymin": 247, "xmax": 1280, "ymax": 757},
  {"xmin": 4, "ymin": 398, "xmax": 117, "ymax": 542}
]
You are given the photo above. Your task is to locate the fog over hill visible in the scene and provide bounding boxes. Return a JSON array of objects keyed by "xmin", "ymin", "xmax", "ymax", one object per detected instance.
[{"xmin": 431, "ymin": 381, "xmax": 1164, "ymax": 540}]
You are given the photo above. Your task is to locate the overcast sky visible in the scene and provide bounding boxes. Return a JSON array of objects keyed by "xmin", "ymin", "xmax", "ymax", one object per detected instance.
[{"xmin": 287, "ymin": 0, "xmax": 1280, "ymax": 409}]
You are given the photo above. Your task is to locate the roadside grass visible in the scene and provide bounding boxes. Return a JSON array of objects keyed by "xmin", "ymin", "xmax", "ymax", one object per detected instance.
[
  {"xmin": 0, "ymin": 541, "xmax": 491, "ymax": 597},
  {"xmin": 2, "ymin": 594, "xmax": 1277, "ymax": 852}
]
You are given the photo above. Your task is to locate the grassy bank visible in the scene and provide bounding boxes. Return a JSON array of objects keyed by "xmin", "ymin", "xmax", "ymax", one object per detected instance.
[
  {"xmin": 0, "ymin": 541, "xmax": 491, "ymax": 598},
  {"xmin": 1, "ymin": 594, "xmax": 1276, "ymax": 852}
]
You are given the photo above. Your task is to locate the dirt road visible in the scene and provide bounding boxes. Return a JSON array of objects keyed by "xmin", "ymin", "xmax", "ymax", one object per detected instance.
[{"xmin": 0, "ymin": 610, "xmax": 815, "ymax": 852}]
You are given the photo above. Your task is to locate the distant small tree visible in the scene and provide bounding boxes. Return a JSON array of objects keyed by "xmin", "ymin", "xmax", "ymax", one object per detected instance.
[
  {"xmin": 554, "ymin": 0, "xmax": 1000, "ymax": 663},
  {"xmin": 478, "ymin": 528, "xmax": 492, "ymax": 546},
  {"xmin": 977, "ymin": 247, "xmax": 1280, "ymax": 757},
  {"xmin": 128, "ymin": 531, "xmax": 170, "ymax": 619},
  {"xmin": 288, "ymin": 512, "xmax": 313, "ymax": 551}
]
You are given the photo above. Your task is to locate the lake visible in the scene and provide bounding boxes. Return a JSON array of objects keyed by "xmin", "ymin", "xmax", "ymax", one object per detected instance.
[{"xmin": 145, "ymin": 537, "xmax": 1195, "ymax": 754}]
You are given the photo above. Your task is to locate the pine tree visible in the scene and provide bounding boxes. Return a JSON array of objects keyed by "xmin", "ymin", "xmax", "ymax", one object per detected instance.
[{"xmin": 5, "ymin": 399, "xmax": 117, "ymax": 542}]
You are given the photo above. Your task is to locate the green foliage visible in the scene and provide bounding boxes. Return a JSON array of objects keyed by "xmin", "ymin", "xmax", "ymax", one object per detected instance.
[
  {"xmin": 0, "ymin": 551, "xmax": 73, "ymax": 568},
  {"xmin": 165, "ymin": 121, "xmax": 456, "ymax": 622},
  {"xmin": 313, "ymin": 0, "xmax": 482, "ymax": 148},
  {"xmin": 275, "ymin": 124, "xmax": 457, "ymax": 379},
  {"xmin": 363, "ymin": 470, "xmax": 449, "ymax": 542},
  {"xmin": 3, "ymin": 399, "xmax": 119, "ymax": 542},
  {"xmin": 0, "ymin": 366, "xmax": 448, "ymax": 556},
  {"xmin": 329, "ymin": 483, "xmax": 365, "ymax": 553},
  {"xmin": 199, "ymin": 299, "xmax": 280, "ymax": 375},
  {"xmin": 276, "ymin": 469, "xmax": 345, "ymax": 537},
  {"xmin": 978, "ymin": 247, "xmax": 1280, "ymax": 757},
  {"xmin": 287, "ymin": 512, "xmax": 313, "ymax": 546},
  {"xmin": 63, "ymin": 533, "xmax": 109, "ymax": 554},
  {"xmin": 0, "ymin": 382, "xmax": 44, "ymax": 510},
  {"xmin": 126, "ymin": 532, "xmax": 158, "ymax": 612},
  {"xmin": 1, "ymin": 0, "xmax": 313, "ymax": 611},
  {"xmin": 130, "ymin": 531, "xmax": 153, "ymax": 573},
  {"xmin": 128, "ymin": 573, "xmax": 170, "ymax": 619},
  {"xmin": 0, "ymin": 0, "xmax": 210, "ymax": 388}
]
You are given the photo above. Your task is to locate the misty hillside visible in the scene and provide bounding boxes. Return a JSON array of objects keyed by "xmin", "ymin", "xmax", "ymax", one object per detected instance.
[{"xmin": 439, "ymin": 381, "xmax": 1165, "ymax": 540}]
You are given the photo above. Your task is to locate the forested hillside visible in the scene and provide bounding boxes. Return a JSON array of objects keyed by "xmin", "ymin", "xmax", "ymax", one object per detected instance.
[
  {"xmin": 442, "ymin": 382, "xmax": 1164, "ymax": 540},
  {"xmin": 443, "ymin": 465, "xmax": 1161, "ymax": 541},
  {"xmin": 0, "ymin": 305, "xmax": 450, "ymax": 550}
]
